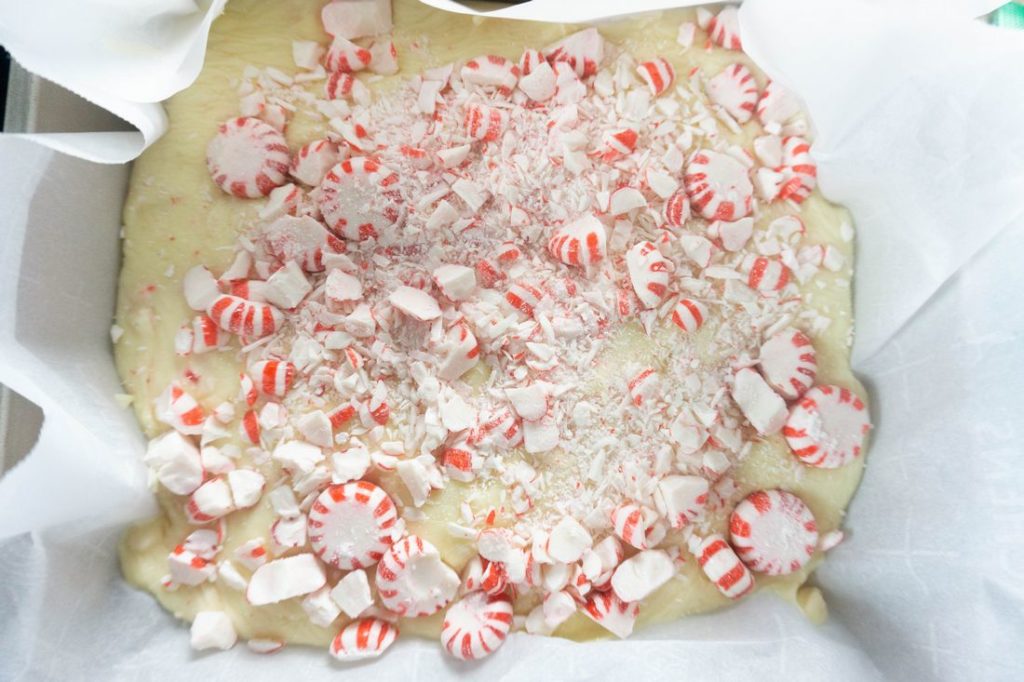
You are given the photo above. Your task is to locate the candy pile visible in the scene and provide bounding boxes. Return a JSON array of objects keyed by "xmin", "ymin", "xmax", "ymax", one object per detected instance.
[{"xmin": 147, "ymin": 1, "xmax": 871, "ymax": 663}]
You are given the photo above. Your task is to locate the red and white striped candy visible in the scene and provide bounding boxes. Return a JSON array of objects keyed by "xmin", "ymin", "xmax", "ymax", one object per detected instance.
[
  {"xmin": 441, "ymin": 591, "xmax": 514, "ymax": 661},
  {"xmin": 189, "ymin": 315, "xmax": 229, "ymax": 353},
  {"xmin": 759, "ymin": 328, "xmax": 817, "ymax": 400},
  {"xmin": 207, "ymin": 117, "xmax": 290, "ymax": 199},
  {"xmin": 707, "ymin": 64, "xmax": 759, "ymax": 123},
  {"xmin": 670, "ymin": 298, "xmax": 708, "ymax": 333},
  {"xmin": 185, "ymin": 477, "xmax": 235, "ymax": 525},
  {"xmin": 505, "ymin": 280, "xmax": 545, "ymax": 317},
  {"xmin": 318, "ymin": 157, "xmax": 402, "ymax": 241},
  {"xmin": 324, "ymin": 35, "xmax": 371, "ymax": 73},
  {"xmin": 783, "ymin": 385, "xmax": 870, "ymax": 469},
  {"xmin": 704, "ymin": 6, "xmax": 742, "ymax": 51},
  {"xmin": 469, "ymin": 408, "xmax": 523, "ymax": 450},
  {"xmin": 730, "ymin": 489, "xmax": 819, "ymax": 575},
  {"xmin": 627, "ymin": 368, "xmax": 660, "ymax": 407},
  {"xmin": 543, "ymin": 27, "xmax": 604, "ymax": 78},
  {"xmin": 167, "ymin": 545, "xmax": 216, "ymax": 586},
  {"xmin": 461, "ymin": 55, "xmax": 520, "ymax": 95},
  {"xmin": 601, "ymin": 128, "xmax": 638, "ymax": 162},
  {"xmin": 636, "ymin": 58, "xmax": 675, "ymax": 97},
  {"xmin": 368, "ymin": 38, "xmax": 399, "ymax": 75},
  {"xmin": 238, "ymin": 372, "xmax": 257, "ymax": 406},
  {"xmin": 262, "ymin": 215, "xmax": 344, "ymax": 273},
  {"xmin": 329, "ymin": 618, "xmax": 398, "ymax": 662},
  {"xmin": 206, "ymin": 295, "xmax": 283, "ymax": 338},
  {"xmin": 757, "ymin": 80, "xmax": 802, "ymax": 127},
  {"xmin": 582, "ymin": 591, "xmax": 639, "ymax": 639},
  {"xmin": 155, "ymin": 383, "xmax": 205, "ymax": 435},
  {"xmin": 625, "ymin": 241, "xmax": 670, "ymax": 308},
  {"xmin": 691, "ymin": 534, "xmax": 754, "ymax": 599},
  {"xmin": 684, "ymin": 150, "xmax": 753, "ymax": 221},
  {"xmin": 240, "ymin": 409, "xmax": 260, "ymax": 444},
  {"xmin": 249, "ymin": 360, "xmax": 296, "ymax": 397},
  {"xmin": 441, "ymin": 442, "xmax": 480, "ymax": 482},
  {"xmin": 745, "ymin": 255, "xmax": 791, "ymax": 293},
  {"xmin": 290, "ymin": 139, "xmax": 341, "ymax": 187},
  {"xmin": 376, "ymin": 535, "xmax": 460, "ymax": 617},
  {"xmin": 547, "ymin": 214, "xmax": 606, "ymax": 268},
  {"xmin": 611, "ymin": 504, "xmax": 660, "ymax": 550},
  {"xmin": 519, "ymin": 48, "xmax": 545, "ymax": 75},
  {"xmin": 325, "ymin": 71, "xmax": 365, "ymax": 101},
  {"xmin": 307, "ymin": 481, "xmax": 398, "ymax": 570},
  {"xmin": 461, "ymin": 556, "xmax": 508, "ymax": 596},
  {"xmin": 778, "ymin": 136, "xmax": 817, "ymax": 203},
  {"xmin": 663, "ymin": 191, "xmax": 690, "ymax": 228},
  {"xmin": 464, "ymin": 103, "xmax": 508, "ymax": 142}
]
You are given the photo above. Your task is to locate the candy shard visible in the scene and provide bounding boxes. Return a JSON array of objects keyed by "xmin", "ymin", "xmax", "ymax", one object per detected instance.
[
  {"xmin": 730, "ymin": 489, "xmax": 819, "ymax": 575},
  {"xmin": 246, "ymin": 554, "xmax": 327, "ymax": 606},
  {"xmin": 610, "ymin": 549, "xmax": 674, "ymax": 602},
  {"xmin": 331, "ymin": 569, "xmax": 374, "ymax": 618},
  {"xmin": 626, "ymin": 241, "xmax": 671, "ymax": 308},
  {"xmin": 144, "ymin": 431, "xmax": 203, "ymax": 495},
  {"xmin": 321, "ymin": 0, "xmax": 392, "ymax": 40},
  {"xmin": 440, "ymin": 591, "xmax": 514, "ymax": 661},
  {"xmin": 636, "ymin": 58, "xmax": 675, "ymax": 97},
  {"xmin": 759, "ymin": 328, "xmax": 818, "ymax": 400},
  {"xmin": 582, "ymin": 591, "xmax": 639, "ymax": 639},
  {"xmin": 183, "ymin": 265, "xmax": 220, "ymax": 311},
  {"xmin": 543, "ymin": 28, "xmax": 605, "ymax": 79},
  {"xmin": 654, "ymin": 475, "xmax": 709, "ymax": 529},
  {"xmin": 690, "ymin": 533, "xmax": 754, "ymax": 599},
  {"xmin": 190, "ymin": 611, "xmax": 237, "ymax": 651},
  {"xmin": 329, "ymin": 618, "xmax": 398, "ymax": 662},
  {"xmin": 376, "ymin": 535, "xmax": 460, "ymax": 617},
  {"xmin": 547, "ymin": 214, "xmax": 607, "ymax": 268},
  {"xmin": 707, "ymin": 63, "xmax": 759, "ymax": 123},
  {"xmin": 731, "ymin": 368, "xmax": 788, "ymax": 435},
  {"xmin": 784, "ymin": 385, "xmax": 870, "ymax": 469}
]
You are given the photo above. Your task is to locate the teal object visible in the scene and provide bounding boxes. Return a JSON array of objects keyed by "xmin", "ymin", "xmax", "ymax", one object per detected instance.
[{"xmin": 990, "ymin": 2, "xmax": 1024, "ymax": 28}]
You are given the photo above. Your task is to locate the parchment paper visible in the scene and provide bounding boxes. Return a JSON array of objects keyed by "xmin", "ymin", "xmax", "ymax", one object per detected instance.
[{"xmin": 1, "ymin": 1, "xmax": 1022, "ymax": 680}]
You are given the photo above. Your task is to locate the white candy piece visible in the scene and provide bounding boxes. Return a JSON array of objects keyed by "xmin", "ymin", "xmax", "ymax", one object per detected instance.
[
  {"xmin": 331, "ymin": 569, "xmax": 374, "ymax": 618},
  {"xmin": 654, "ymin": 475, "xmax": 709, "ymax": 529},
  {"xmin": 547, "ymin": 213, "xmax": 607, "ymax": 269},
  {"xmin": 610, "ymin": 549, "xmax": 674, "ymax": 603},
  {"xmin": 376, "ymin": 535, "xmax": 459, "ymax": 617},
  {"xmin": 609, "ymin": 187, "xmax": 647, "ymax": 216},
  {"xmin": 301, "ymin": 586, "xmax": 341, "ymax": 627},
  {"xmin": 247, "ymin": 638, "xmax": 284, "ymax": 654},
  {"xmin": 732, "ymin": 368, "xmax": 788, "ymax": 435},
  {"xmin": 433, "ymin": 264, "xmax": 476, "ymax": 301},
  {"xmin": 190, "ymin": 611, "xmax": 237, "ymax": 651},
  {"xmin": 144, "ymin": 431, "xmax": 204, "ymax": 496},
  {"xmin": 518, "ymin": 60, "xmax": 556, "ymax": 102},
  {"xmin": 183, "ymin": 265, "xmax": 220, "ymax": 311},
  {"xmin": 272, "ymin": 440, "xmax": 324, "ymax": 474},
  {"xmin": 582, "ymin": 591, "xmax": 639, "ymax": 639},
  {"xmin": 547, "ymin": 516, "xmax": 593, "ymax": 563},
  {"xmin": 321, "ymin": 0, "xmax": 391, "ymax": 39},
  {"xmin": 271, "ymin": 514, "xmax": 308, "ymax": 553},
  {"xmin": 542, "ymin": 590, "xmax": 577, "ymax": 629},
  {"xmin": 234, "ymin": 538, "xmax": 268, "ymax": 571},
  {"xmin": 707, "ymin": 63, "xmax": 759, "ymax": 123},
  {"xmin": 626, "ymin": 241, "xmax": 671, "ymax": 308},
  {"xmin": 325, "ymin": 270, "xmax": 363, "ymax": 307},
  {"xmin": 226, "ymin": 468, "xmax": 265, "ymax": 509},
  {"xmin": 185, "ymin": 477, "xmax": 236, "ymax": 524},
  {"xmin": 246, "ymin": 554, "xmax": 327, "ymax": 606},
  {"xmin": 389, "ymin": 285, "xmax": 441, "ymax": 321},
  {"xmin": 505, "ymin": 383, "xmax": 548, "ymax": 421}
]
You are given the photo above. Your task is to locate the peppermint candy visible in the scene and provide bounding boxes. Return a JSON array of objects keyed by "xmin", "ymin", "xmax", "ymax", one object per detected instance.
[
  {"xmin": 155, "ymin": 383, "xmax": 205, "ymax": 435},
  {"xmin": 744, "ymin": 255, "xmax": 791, "ymax": 293},
  {"xmin": 636, "ymin": 58, "xmax": 675, "ymax": 97},
  {"xmin": 702, "ymin": 6, "xmax": 742, "ymax": 51},
  {"xmin": 261, "ymin": 215, "xmax": 344, "ymax": 273},
  {"xmin": 784, "ymin": 385, "xmax": 871, "ymax": 468},
  {"xmin": 759, "ymin": 328, "xmax": 817, "ymax": 400},
  {"xmin": 461, "ymin": 55, "xmax": 520, "ymax": 95},
  {"xmin": 505, "ymin": 280, "xmax": 546, "ymax": 317},
  {"xmin": 206, "ymin": 117, "xmax": 290, "ymax": 199},
  {"xmin": 376, "ymin": 535, "xmax": 460, "ymax": 617},
  {"xmin": 464, "ymin": 103, "xmax": 508, "ymax": 142},
  {"xmin": 730, "ymin": 489, "xmax": 819, "ymax": 575},
  {"xmin": 663, "ymin": 191, "xmax": 690, "ymax": 228},
  {"xmin": 319, "ymin": 158, "xmax": 402, "ymax": 241},
  {"xmin": 670, "ymin": 298, "xmax": 708, "ymax": 333},
  {"xmin": 757, "ymin": 80, "xmax": 802, "ymax": 128},
  {"xmin": 690, "ymin": 534, "xmax": 754, "ymax": 599},
  {"xmin": 582, "ymin": 591, "xmax": 639, "ymax": 639},
  {"xmin": 707, "ymin": 64, "xmax": 759, "ymax": 123},
  {"xmin": 325, "ymin": 71, "xmax": 365, "ymax": 101},
  {"xmin": 206, "ymin": 295, "xmax": 284, "ymax": 338},
  {"xmin": 307, "ymin": 481, "xmax": 398, "ymax": 569},
  {"xmin": 249, "ymin": 360, "xmax": 295, "ymax": 397},
  {"xmin": 684, "ymin": 149, "xmax": 753, "ymax": 221},
  {"xmin": 436, "ymin": 322, "xmax": 480, "ymax": 382},
  {"xmin": 461, "ymin": 556, "xmax": 508, "ymax": 596},
  {"xmin": 778, "ymin": 136, "xmax": 817, "ymax": 203},
  {"xmin": 441, "ymin": 443, "xmax": 480, "ymax": 482},
  {"xmin": 543, "ymin": 27, "xmax": 604, "ymax": 78},
  {"xmin": 187, "ymin": 315, "xmax": 230, "ymax": 354},
  {"xmin": 329, "ymin": 618, "xmax": 398, "ymax": 662},
  {"xmin": 324, "ymin": 35, "xmax": 372, "ymax": 73},
  {"xmin": 625, "ymin": 241, "xmax": 671, "ymax": 308},
  {"xmin": 290, "ymin": 139, "xmax": 341, "ymax": 187},
  {"xmin": 627, "ymin": 368, "xmax": 660, "ymax": 407},
  {"xmin": 612, "ymin": 504, "xmax": 662, "ymax": 550},
  {"xmin": 441, "ymin": 591, "xmax": 514, "ymax": 661},
  {"xmin": 601, "ymin": 128, "xmax": 638, "ymax": 161},
  {"xmin": 547, "ymin": 214, "xmax": 607, "ymax": 268},
  {"xmin": 185, "ymin": 477, "xmax": 235, "ymax": 524}
]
